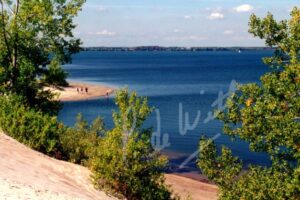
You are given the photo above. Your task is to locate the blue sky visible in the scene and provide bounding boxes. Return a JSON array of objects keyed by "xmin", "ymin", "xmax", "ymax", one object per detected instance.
[{"xmin": 75, "ymin": 0, "xmax": 300, "ymax": 47}]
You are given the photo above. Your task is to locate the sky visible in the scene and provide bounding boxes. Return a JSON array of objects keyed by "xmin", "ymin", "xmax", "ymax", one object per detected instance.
[{"xmin": 74, "ymin": 0, "xmax": 300, "ymax": 47}]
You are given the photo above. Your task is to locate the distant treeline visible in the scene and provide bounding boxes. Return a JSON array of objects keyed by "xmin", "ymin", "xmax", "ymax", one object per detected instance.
[{"xmin": 82, "ymin": 46, "xmax": 274, "ymax": 52}]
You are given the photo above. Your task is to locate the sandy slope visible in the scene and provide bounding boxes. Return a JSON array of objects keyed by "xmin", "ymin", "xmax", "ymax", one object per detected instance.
[
  {"xmin": 0, "ymin": 133, "xmax": 114, "ymax": 200},
  {"xmin": 0, "ymin": 132, "xmax": 218, "ymax": 200},
  {"xmin": 165, "ymin": 174, "xmax": 218, "ymax": 200},
  {"xmin": 0, "ymin": 180, "xmax": 82, "ymax": 200}
]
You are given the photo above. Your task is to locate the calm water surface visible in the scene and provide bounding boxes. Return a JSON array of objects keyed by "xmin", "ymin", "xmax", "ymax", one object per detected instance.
[{"xmin": 59, "ymin": 51, "xmax": 273, "ymax": 173}]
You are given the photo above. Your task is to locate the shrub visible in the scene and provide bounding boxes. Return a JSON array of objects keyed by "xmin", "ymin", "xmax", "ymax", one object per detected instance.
[
  {"xmin": 60, "ymin": 114, "xmax": 105, "ymax": 165},
  {"xmin": 90, "ymin": 89, "xmax": 174, "ymax": 200},
  {"xmin": 0, "ymin": 95, "xmax": 105, "ymax": 164},
  {"xmin": 0, "ymin": 95, "xmax": 64, "ymax": 156},
  {"xmin": 42, "ymin": 60, "xmax": 69, "ymax": 88}
]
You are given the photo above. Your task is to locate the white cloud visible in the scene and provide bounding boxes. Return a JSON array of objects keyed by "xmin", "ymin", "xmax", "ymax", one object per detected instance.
[
  {"xmin": 184, "ymin": 15, "xmax": 192, "ymax": 19},
  {"xmin": 234, "ymin": 4, "xmax": 253, "ymax": 13},
  {"xmin": 204, "ymin": 7, "xmax": 223, "ymax": 13},
  {"xmin": 95, "ymin": 5, "xmax": 108, "ymax": 12},
  {"xmin": 224, "ymin": 30, "xmax": 233, "ymax": 35},
  {"xmin": 85, "ymin": 5, "xmax": 108, "ymax": 12},
  {"xmin": 165, "ymin": 35, "xmax": 206, "ymax": 41},
  {"xmin": 173, "ymin": 29, "xmax": 182, "ymax": 33},
  {"xmin": 96, "ymin": 30, "xmax": 116, "ymax": 36},
  {"xmin": 187, "ymin": 36, "xmax": 206, "ymax": 41},
  {"xmin": 207, "ymin": 12, "xmax": 224, "ymax": 20}
]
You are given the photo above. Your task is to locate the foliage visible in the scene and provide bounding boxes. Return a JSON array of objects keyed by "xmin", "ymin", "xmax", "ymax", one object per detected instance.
[
  {"xmin": 198, "ymin": 138, "xmax": 242, "ymax": 190},
  {"xmin": 198, "ymin": 8, "xmax": 300, "ymax": 200},
  {"xmin": 42, "ymin": 60, "xmax": 69, "ymax": 88},
  {"xmin": 0, "ymin": 95, "xmax": 64, "ymax": 155},
  {"xmin": 60, "ymin": 113, "xmax": 105, "ymax": 165},
  {"xmin": 0, "ymin": 0, "xmax": 85, "ymax": 113},
  {"xmin": 249, "ymin": 7, "xmax": 300, "ymax": 66},
  {"xmin": 221, "ymin": 165, "xmax": 297, "ymax": 200},
  {"xmin": 90, "ymin": 89, "xmax": 174, "ymax": 200},
  {"xmin": 0, "ymin": 94, "xmax": 106, "ymax": 165}
]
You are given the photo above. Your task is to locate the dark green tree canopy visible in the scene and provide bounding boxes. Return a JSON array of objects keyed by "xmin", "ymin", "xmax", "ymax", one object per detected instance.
[{"xmin": 0, "ymin": 0, "xmax": 85, "ymax": 113}]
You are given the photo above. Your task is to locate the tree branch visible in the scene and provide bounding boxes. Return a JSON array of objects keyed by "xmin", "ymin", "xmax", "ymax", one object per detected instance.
[
  {"xmin": 12, "ymin": 0, "xmax": 19, "ymax": 68},
  {"xmin": 0, "ymin": 0, "xmax": 12, "ymax": 63}
]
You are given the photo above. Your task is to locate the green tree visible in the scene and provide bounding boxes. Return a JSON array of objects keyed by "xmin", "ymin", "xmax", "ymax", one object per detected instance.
[
  {"xmin": 91, "ymin": 89, "xmax": 174, "ymax": 200},
  {"xmin": 60, "ymin": 113, "xmax": 105, "ymax": 165},
  {"xmin": 198, "ymin": 8, "xmax": 300, "ymax": 200},
  {"xmin": 41, "ymin": 59, "xmax": 68, "ymax": 88},
  {"xmin": 249, "ymin": 7, "xmax": 300, "ymax": 66},
  {"xmin": 0, "ymin": 0, "xmax": 85, "ymax": 114}
]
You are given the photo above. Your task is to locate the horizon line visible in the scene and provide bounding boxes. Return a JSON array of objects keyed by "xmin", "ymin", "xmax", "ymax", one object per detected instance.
[{"xmin": 82, "ymin": 46, "xmax": 270, "ymax": 48}]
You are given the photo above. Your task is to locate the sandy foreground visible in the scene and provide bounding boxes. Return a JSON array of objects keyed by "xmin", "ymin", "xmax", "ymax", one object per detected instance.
[
  {"xmin": 165, "ymin": 174, "xmax": 218, "ymax": 200},
  {"xmin": 0, "ymin": 132, "xmax": 218, "ymax": 200},
  {"xmin": 45, "ymin": 82, "xmax": 115, "ymax": 102},
  {"xmin": 0, "ymin": 133, "xmax": 115, "ymax": 200}
]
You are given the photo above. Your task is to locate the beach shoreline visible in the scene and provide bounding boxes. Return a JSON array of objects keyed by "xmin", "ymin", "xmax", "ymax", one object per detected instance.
[
  {"xmin": 45, "ymin": 82, "xmax": 115, "ymax": 102},
  {"xmin": 47, "ymin": 81, "xmax": 218, "ymax": 199},
  {"xmin": 52, "ymin": 81, "xmax": 211, "ymax": 180}
]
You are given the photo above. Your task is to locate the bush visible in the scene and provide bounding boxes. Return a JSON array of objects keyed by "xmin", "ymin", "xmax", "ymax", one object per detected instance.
[
  {"xmin": 90, "ymin": 89, "xmax": 174, "ymax": 200},
  {"xmin": 60, "ymin": 114, "xmax": 105, "ymax": 165},
  {"xmin": 0, "ymin": 95, "xmax": 105, "ymax": 164},
  {"xmin": 0, "ymin": 95, "xmax": 64, "ymax": 156},
  {"xmin": 199, "ymin": 137, "xmax": 298, "ymax": 199},
  {"xmin": 42, "ymin": 60, "xmax": 69, "ymax": 88}
]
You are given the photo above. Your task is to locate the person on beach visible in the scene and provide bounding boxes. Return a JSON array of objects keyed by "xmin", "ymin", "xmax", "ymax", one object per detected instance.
[
  {"xmin": 85, "ymin": 87, "xmax": 88, "ymax": 93},
  {"xmin": 77, "ymin": 88, "xmax": 79, "ymax": 93},
  {"xmin": 81, "ymin": 88, "xmax": 83, "ymax": 93}
]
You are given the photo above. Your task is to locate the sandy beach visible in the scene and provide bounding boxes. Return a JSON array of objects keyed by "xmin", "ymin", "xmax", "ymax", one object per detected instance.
[{"xmin": 45, "ymin": 82, "xmax": 115, "ymax": 102}]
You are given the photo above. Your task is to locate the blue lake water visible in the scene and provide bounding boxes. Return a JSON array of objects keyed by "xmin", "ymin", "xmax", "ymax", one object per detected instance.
[{"xmin": 59, "ymin": 51, "xmax": 273, "ymax": 173}]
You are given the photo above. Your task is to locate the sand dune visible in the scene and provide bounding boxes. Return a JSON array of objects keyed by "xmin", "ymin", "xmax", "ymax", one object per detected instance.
[{"xmin": 0, "ymin": 133, "xmax": 114, "ymax": 200}]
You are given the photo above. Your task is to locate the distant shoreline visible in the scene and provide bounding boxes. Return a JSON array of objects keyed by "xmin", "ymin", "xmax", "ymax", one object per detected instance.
[
  {"xmin": 82, "ymin": 46, "xmax": 274, "ymax": 52},
  {"xmin": 45, "ymin": 82, "xmax": 115, "ymax": 102}
]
